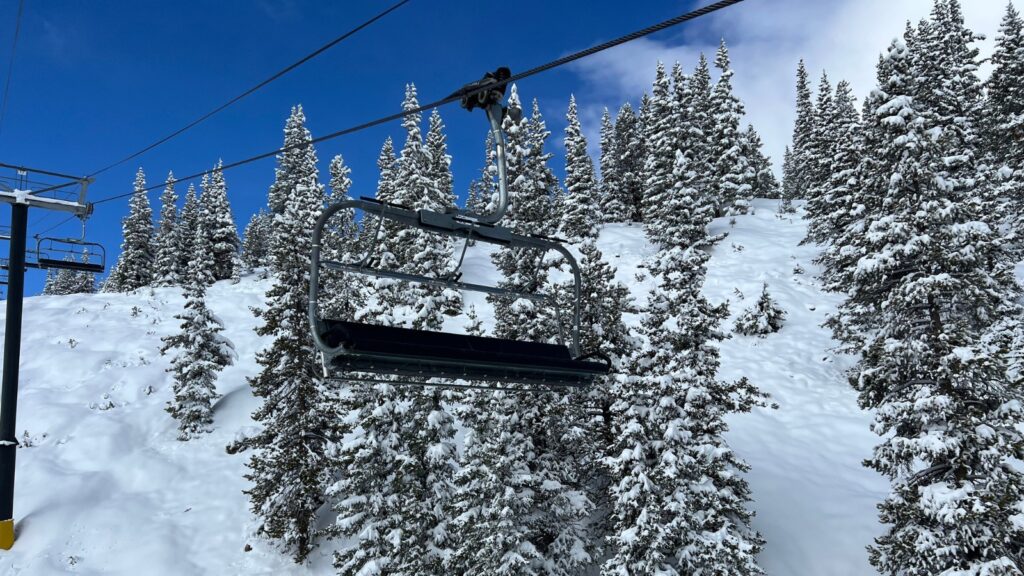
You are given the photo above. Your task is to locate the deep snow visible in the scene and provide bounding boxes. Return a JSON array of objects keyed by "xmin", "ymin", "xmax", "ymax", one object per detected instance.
[{"xmin": 0, "ymin": 199, "xmax": 887, "ymax": 575}]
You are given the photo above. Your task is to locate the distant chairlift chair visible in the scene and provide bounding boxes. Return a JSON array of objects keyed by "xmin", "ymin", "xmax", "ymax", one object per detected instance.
[
  {"xmin": 309, "ymin": 68, "xmax": 610, "ymax": 390},
  {"xmin": 35, "ymin": 235, "xmax": 106, "ymax": 273}
]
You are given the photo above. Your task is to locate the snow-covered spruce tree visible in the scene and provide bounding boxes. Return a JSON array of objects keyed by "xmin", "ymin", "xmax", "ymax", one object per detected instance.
[
  {"xmin": 783, "ymin": 60, "xmax": 815, "ymax": 206},
  {"xmin": 597, "ymin": 108, "xmax": 624, "ymax": 223},
  {"xmin": 734, "ymin": 283, "xmax": 786, "ymax": 337},
  {"xmin": 685, "ymin": 53, "xmax": 715, "ymax": 199},
  {"xmin": 152, "ymin": 171, "xmax": 180, "ymax": 287},
  {"xmin": 614, "ymin": 102, "xmax": 645, "ymax": 223},
  {"xmin": 390, "ymin": 88, "xmax": 460, "ymax": 329},
  {"xmin": 491, "ymin": 88, "xmax": 561, "ymax": 342},
  {"xmin": 467, "ymin": 130, "xmax": 497, "ymax": 218},
  {"xmin": 452, "ymin": 86, "xmax": 594, "ymax": 575},
  {"xmin": 740, "ymin": 125, "xmax": 780, "ymax": 200},
  {"xmin": 241, "ymin": 209, "xmax": 272, "ymax": 271},
  {"xmin": 838, "ymin": 17, "xmax": 1024, "ymax": 573},
  {"xmin": 709, "ymin": 40, "xmax": 753, "ymax": 216},
  {"xmin": 780, "ymin": 146, "xmax": 796, "ymax": 213},
  {"xmin": 160, "ymin": 227, "xmax": 235, "ymax": 440},
  {"xmin": 244, "ymin": 105, "xmax": 338, "ymax": 562},
  {"xmin": 418, "ymin": 108, "xmax": 462, "ymax": 323},
  {"xmin": 561, "ymin": 94, "xmax": 600, "ymax": 241},
  {"xmin": 641, "ymin": 62, "xmax": 681, "ymax": 246},
  {"xmin": 806, "ymin": 80, "xmax": 861, "ymax": 248},
  {"xmin": 320, "ymin": 154, "xmax": 364, "ymax": 322},
  {"xmin": 987, "ymin": 3, "xmax": 1024, "ymax": 242},
  {"xmin": 987, "ymin": 2, "xmax": 1024, "ymax": 164},
  {"xmin": 200, "ymin": 161, "xmax": 240, "ymax": 281},
  {"xmin": 42, "ymin": 262, "xmax": 79, "ymax": 295},
  {"xmin": 804, "ymin": 72, "xmax": 836, "ymax": 212},
  {"xmin": 105, "ymin": 168, "xmax": 154, "ymax": 292},
  {"xmin": 603, "ymin": 246, "xmax": 765, "ymax": 575},
  {"xmin": 176, "ymin": 183, "xmax": 201, "ymax": 278}
]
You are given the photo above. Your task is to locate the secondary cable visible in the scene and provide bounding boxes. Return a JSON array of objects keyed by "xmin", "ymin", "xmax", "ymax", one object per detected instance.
[
  {"xmin": 86, "ymin": 0, "xmax": 412, "ymax": 178},
  {"xmin": 89, "ymin": 0, "xmax": 745, "ymax": 206},
  {"xmin": 0, "ymin": 0, "xmax": 26, "ymax": 137}
]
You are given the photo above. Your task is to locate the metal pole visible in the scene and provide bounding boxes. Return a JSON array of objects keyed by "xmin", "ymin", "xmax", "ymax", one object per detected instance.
[{"xmin": 0, "ymin": 201, "xmax": 27, "ymax": 549}]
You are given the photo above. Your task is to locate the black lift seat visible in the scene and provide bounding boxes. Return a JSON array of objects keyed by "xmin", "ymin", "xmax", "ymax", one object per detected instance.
[
  {"xmin": 37, "ymin": 258, "xmax": 104, "ymax": 273},
  {"xmin": 320, "ymin": 319, "xmax": 610, "ymax": 387}
]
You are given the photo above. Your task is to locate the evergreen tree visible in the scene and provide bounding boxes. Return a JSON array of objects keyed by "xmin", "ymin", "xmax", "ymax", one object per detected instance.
[
  {"xmin": 105, "ymin": 168, "xmax": 154, "ymax": 292},
  {"xmin": 684, "ymin": 51, "xmax": 716, "ymax": 203},
  {"xmin": 783, "ymin": 60, "xmax": 815, "ymax": 204},
  {"xmin": 740, "ymin": 125, "xmax": 780, "ymax": 200},
  {"xmin": 803, "ymin": 72, "xmax": 836, "ymax": 225},
  {"xmin": 603, "ymin": 247, "xmax": 765, "ymax": 575},
  {"xmin": 709, "ymin": 40, "xmax": 753, "ymax": 215},
  {"xmin": 177, "ymin": 184, "xmax": 201, "ymax": 279},
  {"xmin": 614, "ymin": 102, "xmax": 645, "ymax": 223},
  {"xmin": 245, "ymin": 105, "xmax": 338, "ymax": 562},
  {"xmin": 452, "ymin": 85, "xmax": 594, "ymax": 575},
  {"xmin": 806, "ymin": 80, "xmax": 862, "ymax": 248},
  {"xmin": 641, "ymin": 62, "xmax": 680, "ymax": 246},
  {"xmin": 160, "ymin": 227, "xmax": 235, "ymax": 440},
  {"xmin": 241, "ymin": 209, "xmax": 272, "ymax": 270},
  {"xmin": 734, "ymin": 283, "xmax": 786, "ymax": 336},
  {"xmin": 597, "ymin": 108, "xmax": 625, "ymax": 222},
  {"xmin": 561, "ymin": 94, "xmax": 600, "ymax": 241},
  {"xmin": 988, "ymin": 3, "xmax": 1024, "ymax": 242},
  {"xmin": 837, "ymin": 15, "xmax": 1024, "ymax": 573},
  {"xmin": 987, "ymin": 2, "xmax": 1024, "ymax": 166},
  {"xmin": 201, "ymin": 161, "xmax": 240, "ymax": 281},
  {"xmin": 153, "ymin": 171, "xmax": 180, "ymax": 286},
  {"xmin": 779, "ymin": 146, "xmax": 796, "ymax": 213},
  {"xmin": 320, "ymin": 154, "xmax": 364, "ymax": 321}
]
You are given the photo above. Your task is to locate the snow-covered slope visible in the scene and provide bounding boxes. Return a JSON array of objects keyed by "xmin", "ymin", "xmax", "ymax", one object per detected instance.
[{"xmin": 0, "ymin": 199, "xmax": 886, "ymax": 575}]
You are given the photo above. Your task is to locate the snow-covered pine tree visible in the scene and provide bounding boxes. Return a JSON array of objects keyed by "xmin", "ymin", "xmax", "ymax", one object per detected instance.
[
  {"xmin": 491, "ymin": 87, "xmax": 559, "ymax": 342},
  {"xmin": 641, "ymin": 62, "xmax": 680, "ymax": 246},
  {"xmin": 780, "ymin": 146, "xmax": 796, "ymax": 213},
  {"xmin": 452, "ymin": 85, "xmax": 594, "ymax": 575},
  {"xmin": 561, "ymin": 94, "xmax": 600, "ymax": 241},
  {"xmin": 241, "ymin": 209, "xmax": 272, "ymax": 270},
  {"xmin": 614, "ymin": 102, "xmax": 645, "ymax": 223},
  {"xmin": 104, "ymin": 168, "xmax": 154, "ymax": 292},
  {"xmin": 838, "ymin": 17, "xmax": 1024, "ymax": 573},
  {"xmin": 688, "ymin": 53, "xmax": 716, "ymax": 205},
  {"xmin": 709, "ymin": 40, "xmax": 753, "ymax": 215},
  {"xmin": 597, "ymin": 108, "xmax": 624, "ymax": 223},
  {"xmin": 200, "ymin": 161, "xmax": 240, "ymax": 281},
  {"xmin": 783, "ymin": 60, "xmax": 815, "ymax": 206},
  {"xmin": 42, "ymin": 262, "xmax": 79, "ymax": 295},
  {"xmin": 802, "ymin": 72, "xmax": 836, "ymax": 227},
  {"xmin": 160, "ymin": 227, "xmax": 234, "ymax": 440},
  {"xmin": 244, "ymin": 105, "xmax": 338, "ymax": 562},
  {"xmin": 740, "ymin": 125, "xmax": 780, "ymax": 200},
  {"xmin": 75, "ymin": 251, "xmax": 97, "ymax": 294},
  {"xmin": 734, "ymin": 283, "xmax": 786, "ymax": 337},
  {"xmin": 987, "ymin": 2, "xmax": 1024, "ymax": 166},
  {"xmin": 806, "ymin": 80, "xmax": 861, "ymax": 248},
  {"xmin": 603, "ymin": 246, "xmax": 765, "ymax": 575},
  {"xmin": 152, "ymin": 171, "xmax": 180, "ymax": 287},
  {"xmin": 819, "ymin": 60, "xmax": 893, "ymax": 308},
  {"xmin": 987, "ymin": 3, "xmax": 1024, "ymax": 242},
  {"xmin": 320, "ymin": 154, "xmax": 364, "ymax": 322},
  {"xmin": 176, "ymin": 183, "xmax": 201, "ymax": 278},
  {"xmin": 418, "ymin": 108, "xmax": 462, "ymax": 323}
]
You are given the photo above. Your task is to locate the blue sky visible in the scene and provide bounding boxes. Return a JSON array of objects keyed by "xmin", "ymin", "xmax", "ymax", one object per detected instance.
[{"xmin": 0, "ymin": 0, "xmax": 1008, "ymax": 295}]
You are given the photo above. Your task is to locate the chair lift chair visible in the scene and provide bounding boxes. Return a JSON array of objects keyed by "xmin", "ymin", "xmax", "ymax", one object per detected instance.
[{"xmin": 309, "ymin": 68, "xmax": 610, "ymax": 390}]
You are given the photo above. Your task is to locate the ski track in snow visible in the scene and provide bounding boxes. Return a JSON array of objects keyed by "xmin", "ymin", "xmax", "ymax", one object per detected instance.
[{"xmin": 0, "ymin": 199, "xmax": 887, "ymax": 575}]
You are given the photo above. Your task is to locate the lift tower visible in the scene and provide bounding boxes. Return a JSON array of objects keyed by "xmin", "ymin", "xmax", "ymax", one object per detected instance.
[{"xmin": 0, "ymin": 163, "xmax": 94, "ymax": 549}]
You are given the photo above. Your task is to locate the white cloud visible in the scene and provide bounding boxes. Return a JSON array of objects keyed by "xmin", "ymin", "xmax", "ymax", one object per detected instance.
[{"xmin": 569, "ymin": 0, "xmax": 1007, "ymax": 175}]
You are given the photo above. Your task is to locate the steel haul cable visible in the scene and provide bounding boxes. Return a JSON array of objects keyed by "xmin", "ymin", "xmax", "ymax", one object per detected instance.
[
  {"xmin": 86, "ymin": 0, "xmax": 413, "ymax": 178},
  {"xmin": 88, "ymin": 0, "xmax": 744, "ymax": 206}
]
